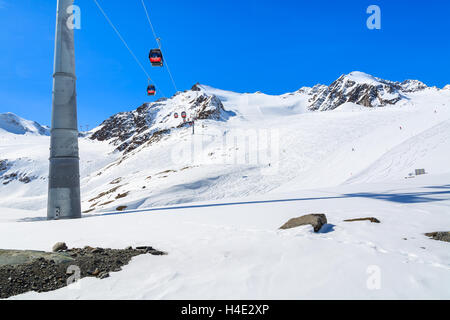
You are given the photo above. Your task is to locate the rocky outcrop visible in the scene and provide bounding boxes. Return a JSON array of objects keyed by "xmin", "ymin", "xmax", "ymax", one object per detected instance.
[
  {"xmin": 89, "ymin": 86, "xmax": 231, "ymax": 154},
  {"xmin": 305, "ymin": 72, "xmax": 430, "ymax": 111},
  {"xmin": 0, "ymin": 160, "xmax": 10, "ymax": 173},
  {"xmin": 400, "ymin": 80, "xmax": 428, "ymax": 93},
  {"xmin": 52, "ymin": 242, "xmax": 68, "ymax": 252},
  {"xmin": 191, "ymin": 83, "xmax": 202, "ymax": 91},
  {"xmin": 279, "ymin": 214, "xmax": 327, "ymax": 232},
  {"xmin": 0, "ymin": 246, "xmax": 166, "ymax": 299},
  {"xmin": 1, "ymin": 172, "xmax": 37, "ymax": 185},
  {"xmin": 0, "ymin": 160, "xmax": 37, "ymax": 185},
  {"xmin": 344, "ymin": 217, "xmax": 380, "ymax": 223},
  {"xmin": 425, "ymin": 232, "xmax": 450, "ymax": 243},
  {"xmin": 192, "ymin": 95, "xmax": 226, "ymax": 120}
]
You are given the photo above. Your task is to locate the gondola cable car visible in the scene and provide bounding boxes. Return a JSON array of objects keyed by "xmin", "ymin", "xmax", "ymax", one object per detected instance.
[
  {"xmin": 147, "ymin": 84, "xmax": 156, "ymax": 96},
  {"xmin": 149, "ymin": 48, "xmax": 163, "ymax": 67}
]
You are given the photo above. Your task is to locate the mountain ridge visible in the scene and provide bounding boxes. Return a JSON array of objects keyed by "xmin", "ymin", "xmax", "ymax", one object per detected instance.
[
  {"xmin": 1, "ymin": 71, "xmax": 444, "ymax": 138},
  {"xmin": 0, "ymin": 112, "xmax": 49, "ymax": 136}
]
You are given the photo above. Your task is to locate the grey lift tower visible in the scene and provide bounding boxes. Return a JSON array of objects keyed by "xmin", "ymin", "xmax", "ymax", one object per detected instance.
[{"xmin": 47, "ymin": 0, "xmax": 81, "ymax": 220}]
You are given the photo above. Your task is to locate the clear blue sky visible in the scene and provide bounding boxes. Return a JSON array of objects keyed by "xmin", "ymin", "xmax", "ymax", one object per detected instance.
[{"xmin": 0, "ymin": 0, "xmax": 449, "ymax": 128}]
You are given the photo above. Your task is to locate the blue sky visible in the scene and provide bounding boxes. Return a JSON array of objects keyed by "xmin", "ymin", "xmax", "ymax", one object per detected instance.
[{"xmin": 0, "ymin": 0, "xmax": 449, "ymax": 128}]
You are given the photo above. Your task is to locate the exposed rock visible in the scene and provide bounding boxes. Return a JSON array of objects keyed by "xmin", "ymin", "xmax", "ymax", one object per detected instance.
[
  {"xmin": 400, "ymin": 80, "xmax": 428, "ymax": 92},
  {"xmin": 344, "ymin": 217, "xmax": 380, "ymax": 223},
  {"xmin": 425, "ymin": 232, "xmax": 450, "ymax": 243},
  {"xmin": 0, "ymin": 246, "xmax": 167, "ymax": 299},
  {"xmin": 116, "ymin": 206, "xmax": 128, "ymax": 211},
  {"xmin": 305, "ymin": 71, "xmax": 429, "ymax": 111},
  {"xmin": 192, "ymin": 95, "xmax": 227, "ymax": 120},
  {"xmin": 89, "ymin": 85, "xmax": 232, "ymax": 155},
  {"xmin": 0, "ymin": 249, "xmax": 74, "ymax": 267},
  {"xmin": 89, "ymin": 186, "xmax": 121, "ymax": 203},
  {"xmin": 0, "ymin": 160, "xmax": 10, "ymax": 172},
  {"xmin": 1, "ymin": 168, "xmax": 37, "ymax": 185},
  {"xmin": 115, "ymin": 192, "xmax": 129, "ymax": 200},
  {"xmin": 308, "ymin": 72, "xmax": 404, "ymax": 111},
  {"xmin": 110, "ymin": 177, "xmax": 122, "ymax": 185},
  {"xmin": 135, "ymin": 246, "xmax": 166, "ymax": 255},
  {"xmin": 191, "ymin": 83, "xmax": 201, "ymax": 91},
  {"xmin": 91, "ymin": 268, "xmax": 100, "ymax": 276},
  {"xmin": 52, "ymin": 242, "xmax": 68, "ymax": 253},
  {"xmin": 279, "ymin": 214, "xmax": 327, "ymax": 232}
]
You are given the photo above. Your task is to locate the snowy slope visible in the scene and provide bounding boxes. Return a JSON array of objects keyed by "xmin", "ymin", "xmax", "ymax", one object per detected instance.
[
  {"xmin": 2, "ymin": 174, "xmax": 450, "ymax": 299},
  {"xmin": 1, "ymin": 72, "xmax": 449, "ymax": 214},
  {"xmin": 1, "ymin": 72, "xmax": 449, "ymax": 299},
  {"xmin": 0, "ymin": 113, "xmax": 49, "ymax": 136}
]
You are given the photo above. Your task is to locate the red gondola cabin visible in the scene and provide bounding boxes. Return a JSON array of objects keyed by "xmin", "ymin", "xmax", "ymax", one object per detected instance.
[
  {"xmin": 174, "ymin": 113, "xmax": 179, "ymax": 118},
  {"xmin": 147, "ymin": 85, "xmax": 156, "ymax": 96},
  {"xmin": 181, "ymin": 111, "xmax": 187, "ymax": 118},
  {"xmin": 149, "ymin": 49, "xmax": 163, "ymax": 67}
]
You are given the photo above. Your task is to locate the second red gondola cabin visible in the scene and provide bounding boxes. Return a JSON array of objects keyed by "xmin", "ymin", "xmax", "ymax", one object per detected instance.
[{"xmin": 147, "ymin": 85, "xmax": 156, "ymax": 96}]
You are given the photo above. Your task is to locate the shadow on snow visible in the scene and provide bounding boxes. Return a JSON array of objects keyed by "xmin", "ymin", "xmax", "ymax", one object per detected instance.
[{"xmin": 16, "ymin": 184, "xmax": 450, "ymax": 222}]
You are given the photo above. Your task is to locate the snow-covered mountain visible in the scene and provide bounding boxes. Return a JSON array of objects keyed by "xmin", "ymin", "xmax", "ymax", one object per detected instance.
[
  {"xmin": 1, "ymin": 71, "xmax": 450, "ymax": 299},
  {"xmin": 87, "ymin": 71, "xmax": 440, "ymax": 156},
  {"xmin": 1, "ymin": 71, "xmax": 449, "ymax": 212},
  {"xmin": 306, "ymin": 71, "xmax": 432, "ymax": 111},
  {"xmin": 0, "ymin": 112, "xmax": 49, "ymax": 136},
  {"xmin": 90, "ymin": 84, "xmax": 233, "ymax": 154}
]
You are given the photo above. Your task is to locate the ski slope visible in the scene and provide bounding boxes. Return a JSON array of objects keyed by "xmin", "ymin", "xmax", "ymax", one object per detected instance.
[
  {"xmin": 2, "ymin": 174, "xmax": 450, "ymax": 299},
  {"xmin": 1, "ymin": 76, "xmax": 449, "ymax": 299},
  {"xmin": 1, "ymin": 78, "xmax": 449, "ymax": 214}
]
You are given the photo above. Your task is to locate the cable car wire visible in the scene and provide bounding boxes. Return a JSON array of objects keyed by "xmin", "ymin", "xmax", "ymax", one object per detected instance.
[
  {"xmin": 92, "ymin": 0, "xmax": 166, "ymax": 97},
  {"xmin": 140, "ymin": 0, "xmax": 178, "ymax": 92}
]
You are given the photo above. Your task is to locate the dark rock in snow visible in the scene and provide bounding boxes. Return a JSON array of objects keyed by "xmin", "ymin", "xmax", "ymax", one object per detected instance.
[
  {"xmin": 425, "ymin": 232, "xmax": 450, "ymax": 243},
  {"xmin": 191, "ymin": 83, "xmax": 201, "ymax": 91},
  {"xmin": 0, "ymin": 160, "xmax": 10, "ymax": 172},
  {"xmin": 280, "ymin": 214, "xmax": 327, "ymax": 232},
  {"xmin": 52, "ymin": 242, "xmax": 68, "ymax": 253},
  {"xmin": 344, "ymin": 217, "xmax": 381, "ymax": 223}
]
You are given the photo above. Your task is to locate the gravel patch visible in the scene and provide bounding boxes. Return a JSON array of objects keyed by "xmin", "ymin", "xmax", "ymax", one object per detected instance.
[{"xmin": 0, "ymin": 245, "xmax": 166, "ymax": 299}]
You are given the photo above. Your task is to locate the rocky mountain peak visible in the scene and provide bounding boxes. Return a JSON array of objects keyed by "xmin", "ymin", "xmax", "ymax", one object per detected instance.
[
  {"xmin": 400, "ymin": 79, "xmax": 428, "ymax": 92},
  {"xmin": 191, "ymin": 83, "xmax": 202, "ymax": 91},
  {"xmin": 89, "ymin": 85, "xmax": 232, "ymax": 154},
  {"xmin": 306, "ymin": 71, "xmax": 430, "ymax": 111}
]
